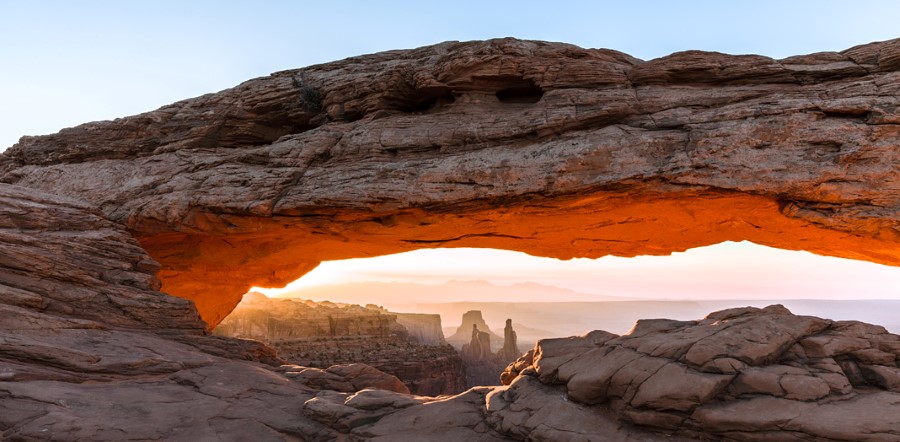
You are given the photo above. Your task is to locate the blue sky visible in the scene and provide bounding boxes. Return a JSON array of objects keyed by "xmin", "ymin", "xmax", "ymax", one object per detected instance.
[
  {"xmin": 2, "ymin": 1, "xmax": 900, "ymax": 150},
  {"xmin": 2, "ymin": 2, "xmax": 898, "ymax": 299}
]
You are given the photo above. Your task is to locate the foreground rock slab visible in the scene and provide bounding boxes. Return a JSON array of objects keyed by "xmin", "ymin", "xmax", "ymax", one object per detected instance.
[
  {"xmin": 2, "ymin": 189, "xmax": 899, "ymax": 440},
  {"xmin": 501, "ymin": 304, "xmax": 900, "ymax": 441}
]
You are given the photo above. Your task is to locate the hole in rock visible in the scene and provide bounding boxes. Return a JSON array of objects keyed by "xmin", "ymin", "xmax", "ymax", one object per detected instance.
[
  {"xmin": 211, "ymin": 242, "xmax": 900, "ymax": 395},
  {"xmin": 394, "ymin": 88, "xmax": 457, "ymax": 113},
  {"xmin": 495, "ymin": 82, "xmax": 544, "ymax": 104}
]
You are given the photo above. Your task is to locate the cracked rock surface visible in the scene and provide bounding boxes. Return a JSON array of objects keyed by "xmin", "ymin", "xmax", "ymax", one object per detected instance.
[
  {"xmin": 1, "ymin": 38, "xmax": 898, "ymax": 326},
  {"xmin": 2, "ymin": 37, "xmax": 900, "ymax": 441},
  {"xmin": 500, "ymin": 304, "xmax": 900, "ymax": 441},
  {"xmin": 3, "ymin": 184, "xmax": 900, "ymax": 440}
]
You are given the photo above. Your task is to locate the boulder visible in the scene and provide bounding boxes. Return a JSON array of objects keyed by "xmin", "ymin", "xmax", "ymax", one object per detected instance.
[{"xmin": 281, "ymin": 363, "xmax": 411, "ymax": 394}]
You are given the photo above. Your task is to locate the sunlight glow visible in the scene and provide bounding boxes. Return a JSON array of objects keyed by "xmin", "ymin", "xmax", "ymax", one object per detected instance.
[{"xmin": 254, "ymin": 241, "xmax": 900, "ymax": 302}]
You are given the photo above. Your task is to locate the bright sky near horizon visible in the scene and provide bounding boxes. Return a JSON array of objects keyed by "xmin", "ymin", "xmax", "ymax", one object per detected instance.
[
  {"xmin": 2, "ymin": 2, "xmax": 898, "ymax": 300},
  {"xmin": 255, "ymin": 242, "xmax": 900, "ymax": 300}
]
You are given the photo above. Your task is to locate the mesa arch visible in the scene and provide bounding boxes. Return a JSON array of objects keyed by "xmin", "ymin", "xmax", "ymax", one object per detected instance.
[{"xmin": 1, "ymin": 38, "xmax": 898, "ymax": 328}]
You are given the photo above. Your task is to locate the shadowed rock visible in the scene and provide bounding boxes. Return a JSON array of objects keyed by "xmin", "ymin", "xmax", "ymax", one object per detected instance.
[
  {"xmin": 500, "ymin": 304, "xmax": 900, "ymax": 440},
  {"xmin": 3, "ymin": 189, "xmax": 900, "ymax": 439},
  {"xmin": 497, "ymin": 319, "xmax": 522, "ymax": 362}
]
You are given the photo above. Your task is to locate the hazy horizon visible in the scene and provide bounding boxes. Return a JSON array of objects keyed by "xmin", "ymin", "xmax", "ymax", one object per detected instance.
[
  {"xmin": 255, "ymin": 241, "xmax": 900, "ymax": 303},
  {"xmin": 237, "ymin": 292, "xmax": 900, "ymax": 338}
]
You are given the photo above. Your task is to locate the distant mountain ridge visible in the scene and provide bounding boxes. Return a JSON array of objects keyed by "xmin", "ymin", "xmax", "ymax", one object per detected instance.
[
  {"xmin": 419, "ymin": 299, "xmax": 900, "ymax": 338},
  {"xmin": 276, "ymin": 279, "xmax": 634, "ymax": 306}
]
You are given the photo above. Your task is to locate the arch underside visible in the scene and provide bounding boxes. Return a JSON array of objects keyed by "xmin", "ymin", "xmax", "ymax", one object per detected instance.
[{"xmin": 139, "ymin": 187, "xmax": 900, "ymax": 328}]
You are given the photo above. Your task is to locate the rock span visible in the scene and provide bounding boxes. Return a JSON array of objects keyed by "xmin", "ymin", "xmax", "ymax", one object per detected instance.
[{"xmin": 2, "ymin": 38, "xmax": 898, "ymax": 327}]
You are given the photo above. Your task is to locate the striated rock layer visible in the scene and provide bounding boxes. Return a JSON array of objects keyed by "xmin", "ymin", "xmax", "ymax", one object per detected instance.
[
  {"xmin": 213, "ymin": 292, "xmax": 409, "ymax": 340},
  {"xmin": 214, "ymin": 293, "xmax": 466, "ymax": 395},
  {"xmin": 497, "ymin": 305, "xmax": 900, "ymax": 441},
  {"xmin": 1, "ymin": 38, "xmax": 898, "ymax": 326},
  {"xmin": 0, "ymin": 183, "xmax": 329, "ymax": 440},
  {"xmin": 448, "ymin": 310, "xmax": 504, "ymax": 351},
  {"xmin": 4, "ymin": 183, "xmax": 900, "ymax": 440},
  {"xmin": 394, "ymin": 313, "xmax": 447, "ymax": 346},
  {"xmin": 460, "ymin": 315, "xmax": 524, "ymax": 388}
]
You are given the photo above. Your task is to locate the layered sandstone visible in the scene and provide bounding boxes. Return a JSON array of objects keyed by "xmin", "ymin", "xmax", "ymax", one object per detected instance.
[
  {"xmin": 0, "ymin": 184, "xmax": 333, "ymax": 440},
  {"xmin": 2, "ymin": 37, "xmax": 900, "ymax": 441},
  {"xmin": 213, "ymin": 292, "xmax": 409, "ymax": 340},
  {"xmin": 394, "ymin": 313, "xmax": 446, "ymax": 346},
  {"xmin": 278, "ymin": 363, "xmax": 410, "ymax": 395},
  {"xmin": 1, "ymin": 38, "xmax": 897, "ymax": 327},
  {"xmin": 448, "ymin": 310, "xmax": 504, "ymax": 351},
  {"xmin": 460, "ymin": 315, "xmax": 524, "ymax": 387},
  {"xmin": 0, "ymin": 183, "xmax": 461, "ymax": 439},
  {"xmin": 497, "ymin": 319, "xmax": 522, "ymax": 362},
  {"xmin": 4, "ymin": 185, "xmax": 900, "ymax": 440},
  {"xmin": 213, "ymin": 293, "xmax": 466, "ymax": 395},
  {"xmin": 497, "ymin": 305, "xmax": 900, "ymax": 440}
]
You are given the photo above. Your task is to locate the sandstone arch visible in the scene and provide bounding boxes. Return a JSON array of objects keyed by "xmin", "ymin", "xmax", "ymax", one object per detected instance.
[{"xmin": 2, "ymin": 38, "xmax": 898, "ymax": 327}]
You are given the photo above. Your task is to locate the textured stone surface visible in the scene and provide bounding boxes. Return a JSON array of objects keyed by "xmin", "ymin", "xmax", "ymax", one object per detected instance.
[
  {"xmin": 4, "ymin": 189, "xmax": 900, "ymax": 440},
  {"xmin": 486, "ymin": 375, "xmax": 692, "ymax": 442},
  {"xmin": 280, "ymin": 363, "xmax": 411, "ymax": 394},
  {"xmin": 213, "ymin": 292, "xmax": 409, "ymax": 340},
  {"xmin": 447, "ymin": 310, "xmax": 503, "ymax": 351},
  {"xmin": 215, "ymin": 293, "xmax": 466, "ymax": 395},
  {"xmin": 500, "ymin": 305, "xmax": 900, "ymax": 440},
  {"xmin": 0, "ymin": 184, "xmax": 334, "ymax": 440},
  {"xmin": 2, "ymin": 38, "xmax": 897, "ymax": 327},
  {"xmin": 3, "ymin": 37, "xmax": 900, "ymax": 441}
]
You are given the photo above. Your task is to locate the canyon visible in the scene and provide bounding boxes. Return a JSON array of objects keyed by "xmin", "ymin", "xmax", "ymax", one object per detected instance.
[
  {"xmin": 215, "ymin": 296, "xmax": 525, "ymax": 392},
  {"xmin": 213, "ymin": 293, "xmax": 465, "ymax": 396},
  {"xmin": 1, "ymin": 36, "xmax": 899, "ymax": 440},
  {"xmin": 454, "ymin": 312, "xmax": 525, "ymax": 387}
]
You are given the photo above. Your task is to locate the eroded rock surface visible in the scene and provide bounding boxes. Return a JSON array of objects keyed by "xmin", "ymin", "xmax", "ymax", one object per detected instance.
[
  {"xmin": 448, "ymin": 310, "xmax": 503, "ymax": 350},
  {"xmin": 213, "ymin": 292, "xmax": 410, "ymax": 340},
  {"xmin": 460, "ymin": 315, "xmax": 525, "ymax": 388},
  {"xmin": 1, "ymin": 38, "xmax": 897, "ymax": 326},
  {"xmin": 3, "ymin": 186, "xmax": 900, "ymax": 440},
  {"xmin": 500, "ymin": 304, "xmax": 900, "ymax": 441},
  {"xmin": 3, "ymin": 37, "xmax": 900, "ymax": 441},
  {"xmin": 0, "ymin": 184, "xmax": 334, "ymax": 440},
  {"xmin": 394, "ymin": 312, "xmax": 447, "ymax": 346},
  {"xmin": 497, "ymin": 319, "xmax": 522, "ymax": 362},
  {"xmin": 279, "ymin": 363, "xmax": 410, "ymax": 394},
  {"xmin": 214, "ymin": 293, "xmax": 466, "ymax": 395}
]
